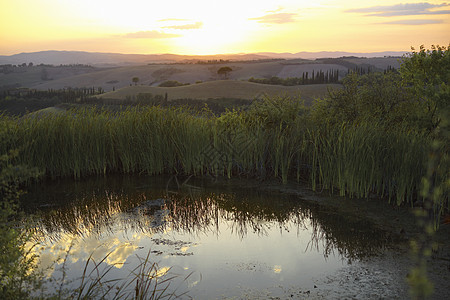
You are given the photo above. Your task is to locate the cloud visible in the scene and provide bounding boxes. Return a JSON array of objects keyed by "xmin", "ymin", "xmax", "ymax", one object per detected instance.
[
  {"xmin": 345, "ymin": 2, "xmax": 450, "ymax": 17},
  {"xmin": 381, "ymin": 19, "xmax": 444, "ymax": 25},
  {"xmin": 163, "ymin": 22, "xmax": 203, "ymax": 30},
  {"xmin": 249, "ymin": 13, "xmax": 297, "ymax": 24},
  {"xmin": 267, "ymin": 6, "xmax": 284, "ymax": 13},
  {"xmin": 158, "ymin": 18, "xmax": 189, "ymax": 22},
  {"xmin": 123, "ymin": 30, "xmax": 180, "ymax": 39}
]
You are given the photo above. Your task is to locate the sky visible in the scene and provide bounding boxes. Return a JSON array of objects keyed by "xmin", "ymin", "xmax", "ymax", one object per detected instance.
[{"xmin": 1, "ymin": 0, "xmax": 449, "ymax": 55}]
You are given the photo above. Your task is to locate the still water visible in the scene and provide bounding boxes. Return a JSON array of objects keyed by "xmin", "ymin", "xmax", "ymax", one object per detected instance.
[{"xmin": 23, "ymin": 175, "xmax": 394, "ymax": 299}]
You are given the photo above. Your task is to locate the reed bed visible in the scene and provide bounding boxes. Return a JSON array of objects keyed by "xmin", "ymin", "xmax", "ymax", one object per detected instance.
[
  {"xmin": 307, "ymin": 123, "xmax": 430, "ymax": 205},
  {"xmin": 0, "ymin": 102, "xmax": 443, "ymax": 208}
]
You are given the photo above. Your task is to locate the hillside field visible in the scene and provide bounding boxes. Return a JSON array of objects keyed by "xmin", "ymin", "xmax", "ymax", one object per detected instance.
[
  {"xmin": 1, "ymin": 56, "xmax": 400, "ymax": 93},
  {"xmin": 99, "ymin": 80, "xmax": 340, "ymax": 105}
]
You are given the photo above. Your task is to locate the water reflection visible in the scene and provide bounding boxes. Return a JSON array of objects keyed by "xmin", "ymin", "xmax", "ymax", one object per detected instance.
[
  {"xmin": 23, "ymin": 175, "xmax": 395, "ymax": 297},
  {"xmin": 27, "ymin": 177, "xmax": 391, "ymax": 259}
]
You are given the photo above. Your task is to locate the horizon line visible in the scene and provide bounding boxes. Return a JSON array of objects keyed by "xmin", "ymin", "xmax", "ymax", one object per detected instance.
[{"xmin": 1, "ymin": 49, "xmax": 409, "ymax": 57}]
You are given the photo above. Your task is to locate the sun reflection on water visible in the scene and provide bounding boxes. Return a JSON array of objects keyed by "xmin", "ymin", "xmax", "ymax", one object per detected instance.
[{"xmin": 23, "ymin": 176, "xmax": 396, "ymax": 298}]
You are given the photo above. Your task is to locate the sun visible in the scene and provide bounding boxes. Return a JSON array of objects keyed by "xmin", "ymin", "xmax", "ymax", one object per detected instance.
[
  {"xmin": 151, "ymin": 1, "xmax": 276, "ymax": 54},
  {"xmin": 170, "ymin": 19, "xmax": 259, "ymax": 55},
  {"xmin": 54, "ymin": 0, "xmax": 276, "ymax": 54}
]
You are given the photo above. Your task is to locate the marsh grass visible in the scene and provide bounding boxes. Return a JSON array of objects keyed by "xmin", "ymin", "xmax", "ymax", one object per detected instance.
[
  {"xmin": 40, "ymin": 249, "xmax": 187, "ymax": 300},
  {"xmin": 307, "ymin": 123, "xmax": 430, "ymax": 205},
  {"xmin": 0, "ymin": 98, "xmax": 445, "ymax": 211}
]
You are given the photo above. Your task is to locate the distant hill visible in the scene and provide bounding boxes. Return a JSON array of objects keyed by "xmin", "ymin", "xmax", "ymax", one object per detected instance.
[
  {"xmin": 260, "ymin": 51, "xmax": 406, "ymax": 59},
  {"xmin": 0, "ymin": 51, "xmax": 270, "ymax": 67},
  {"xmin": 0, "ymin": 50, "xmax": 406, "ymax": 67},
  {"xmin": 1, "ymin": 56, "xmax": 401, "ymax": 91}
]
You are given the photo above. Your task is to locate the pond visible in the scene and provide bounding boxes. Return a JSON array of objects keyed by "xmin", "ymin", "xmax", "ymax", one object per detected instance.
[{"xmin": 23, "ymin": 175, "xmax": 414, "ymax": 299}]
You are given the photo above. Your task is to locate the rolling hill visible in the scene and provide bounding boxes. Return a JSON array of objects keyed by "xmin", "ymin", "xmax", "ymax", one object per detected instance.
[
  {"xmin": 21, "ymin": 57, "xmax": 394, "ymax": 92},
  {"xmin": 1, "ymin": 53, "xmax": 401, "ymax": 106},
  {"xmin": 99, "ymin": 80, "xmax": 340, "ymax": 105}
]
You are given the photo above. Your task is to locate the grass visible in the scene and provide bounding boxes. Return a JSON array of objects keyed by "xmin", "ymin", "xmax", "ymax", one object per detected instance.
[
  {"xmin": 33, "ymin": 247, "xmax": 188, "ymax": 299},
  {"xmin": 99, "ymin": 80, "xmax": 338, "ymax": 105},
  {"xmin": 70, "ymin": 251, "xmax": 186, "ymax": 300},
  {"xmin": 307, "ymin": 123, "xmax": 429, "ymax": 204},
  {"xmin": 1, "ymin": 98, "xmax": 443, "ymax": 214}
]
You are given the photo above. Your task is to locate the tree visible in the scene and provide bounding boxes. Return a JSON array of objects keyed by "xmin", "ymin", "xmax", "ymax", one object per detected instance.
[
  {"xmin": 40, "ymin": 68, "xmax": 49, "ymax": 81},
  {"xmin": 399, "ymin": 44, "xmax": 450, "ymax": 130},
  {"xmin": 132, "ymin": 77, "xmax": 139, "ymax": 86},
  {"xmin": 311, "ymin": 71, "xmax": 414, "ymax": 127},
  {"xmin": 217, "ymin": 66, "xmax": 232, "ymax": 79}
]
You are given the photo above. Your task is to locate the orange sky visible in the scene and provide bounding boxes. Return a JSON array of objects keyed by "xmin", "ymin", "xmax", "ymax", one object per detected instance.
[{"xmin": 1, "ymin": 0, "xmax": 449, "ymax": 55}]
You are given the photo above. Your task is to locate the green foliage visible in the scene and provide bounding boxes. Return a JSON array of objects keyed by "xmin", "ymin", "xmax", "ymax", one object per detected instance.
[
  {"xmin": 249, "ymin": 70, "xmax": 340, "ymax": 86},
  {"xmin": 101, "ymin": 94, "xmax": 249, "ymax": 114},
  {"xmin": 217, "ymin": 66, "xmax": 232, "ymax": 79},
  {"xmin": 0, "ymin": 150, "xmax": 42, "ymax": 299},
  {"xmin": 312, "ymin": 45, "xmax": 449, "ymax": 134},
  {"xmin": 247, "ymin": 95, "xmax": 307, "ymax": 129},
  {"xmin": 132, "ymin": 76, "xmax": 139, "ymax": 85},
  {"xmin": 407, "ymin": 106, "xmax": 449, "ymax": 299},
  {"xmin": 311, "ymin": 72, "xmax": 416, "ymax": 128},
  {"xmin": 306, "ymin": 123, "xmax": 429, "ymax": 204},
  {"xmin": 0, "ymin": 95, "xmax": 434, "ymax": 206},
  {"xmin": 308, "ymin": 45, "xmax": 449, "ymax": 212},
  {"xmin": 0, "ymin": 46, "xmax": 447, "ymax": 219},
  {"xmin": 167, "ymin": 98, "xmax": 249, "ymax": 114},
  {"xmin": 0, "ymin": 88, "xmax": 104, "ymax": 116},
  {"xmin": 407, "ymin": 261, "xmax": 434, "ymax": 300},
  {"xmin": 158, "ymin": 80, "xmax": 189, "ymax": 87},
  {"xmin": 135, "ymin": 92, "xmax": 166, "ymax": 106},
  {"xmin": 3, "ymin": 107, "xmax": 212, "ymax": 178},
  {"xmin": 399, "ymin": 44, "xmax": 450, "ymax": 130}
]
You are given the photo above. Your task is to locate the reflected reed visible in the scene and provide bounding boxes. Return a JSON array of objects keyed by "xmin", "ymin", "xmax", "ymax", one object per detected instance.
[{"xmin": 26, "ymin": 177, "xmax": 395, "ymax": 261}]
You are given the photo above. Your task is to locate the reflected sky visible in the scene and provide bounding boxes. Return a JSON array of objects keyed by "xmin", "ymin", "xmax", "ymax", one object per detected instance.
[{"xmin": 23, "ymin": 175, "xmax": 395, "ymax": 298}]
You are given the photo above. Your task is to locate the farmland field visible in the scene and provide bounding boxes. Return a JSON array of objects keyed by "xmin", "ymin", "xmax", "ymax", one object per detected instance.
[
  {"xmin": 1, "ymin": 56, "xmax": 398, "ymax": 92},
  {"xmin": 99, "ymin": 80, "xmax": 340, "ymax": 105}
]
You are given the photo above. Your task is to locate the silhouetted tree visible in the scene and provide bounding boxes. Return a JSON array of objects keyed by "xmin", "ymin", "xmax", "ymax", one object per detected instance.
[
  {"xmin": 217, "ymin": 66, "xmax": 232, "ymax": 79},
  {"xmin": 40, "ymin": 68, "xmax": 49, "ymax": 81}
]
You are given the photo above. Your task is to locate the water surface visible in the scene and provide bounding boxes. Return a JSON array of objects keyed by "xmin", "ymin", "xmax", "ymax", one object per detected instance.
[{"xmin": 23, "ymin": 175, "xmax": 396, "ymax": 299}]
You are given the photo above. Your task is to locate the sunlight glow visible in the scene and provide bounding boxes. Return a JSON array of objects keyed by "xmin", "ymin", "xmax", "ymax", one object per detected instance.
[
  {"xmin": 0, "ymin": 0, "xmax": 449, "ymax": 54},
  {"xmin": 26, "ymin": 230, "xmax": 144, "ymax": 278},
  {"xmin": 273, "ymin": 265, "xmax": 282, "ymax": 273}
]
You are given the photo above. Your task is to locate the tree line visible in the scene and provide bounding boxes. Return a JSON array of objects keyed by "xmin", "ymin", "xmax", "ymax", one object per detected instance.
[
  {"xmin": 249, "ymin": 69, "xmax": 341, "ymax": 86},
  {"xmin": 0, "ymin": 87, "xmax": 104, "ymax": 116}
]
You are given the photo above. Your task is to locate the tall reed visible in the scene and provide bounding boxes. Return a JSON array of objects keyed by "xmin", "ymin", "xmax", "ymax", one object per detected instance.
[
  {"xmin": 306, "ymin": 123, "xmax": 430, "ymax": 205},
  {"xmin": 0, "ymin": 101, "xmax": 442, "ymax": 208}
]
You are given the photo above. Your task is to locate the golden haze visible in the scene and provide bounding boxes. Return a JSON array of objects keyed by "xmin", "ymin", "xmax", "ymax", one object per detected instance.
[{"xmin": 1, "ymin": 0, "xmax": 449, "ymax": 55}]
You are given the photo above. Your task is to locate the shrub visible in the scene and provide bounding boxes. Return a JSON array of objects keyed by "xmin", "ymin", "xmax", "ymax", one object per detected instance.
[
  {"xmin": 158, "ymin": 81, "xmax": 189, "ymax": 87},
  {"xmin": 0, "ymin": 150, "xmax": 42, "ymax": 299}
]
